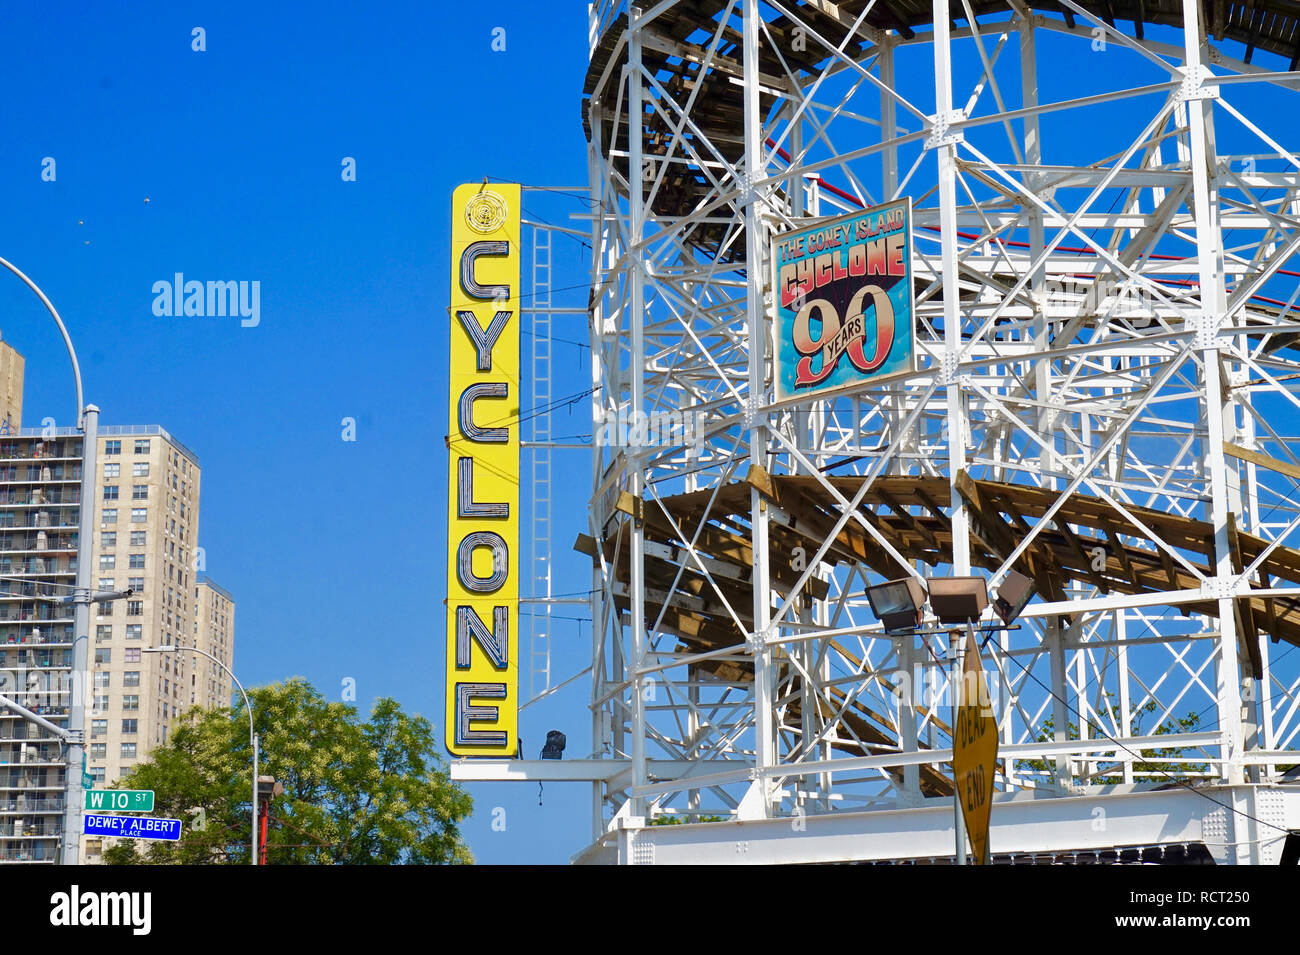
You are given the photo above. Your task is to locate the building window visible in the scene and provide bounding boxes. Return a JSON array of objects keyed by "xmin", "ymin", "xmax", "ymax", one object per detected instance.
[
  {"xmin": 99, "ymin": 554, "xmax": 114, "ymax": 569},
  {"xmin": 131, "ymin": 508, "xmax": 147, "ymax": 523},
  {"xmin": 93, "ymin": 672, "xmax": 110, "ymax": 688},
  {"xmin": 126, "ymin": 601, "xmax": 143, "ymax": 616},
  {"xmin": 129, "ymin": 554, "xmax": 145, "ymax": 569},
  {"xmin": 126, "ymin": 624, "xmax": 142, "ymax": 640},
  {"xmin": 125, "ymin": 647, "xmax": 141, "ymax": 662},
  {"xmin": 92, "ymin": 693, "xmax": 109, "ymax": 711},
  {"xmin": 134, "ymin": 439, "xmax": 150, "ymax": 454},
  {"xmin": 130, "ymin": 531, "xmax": 146, "ymax": 546},
  {"xmin": 123, "ymin": 670, "xmax": 140, "ymax": 687},
  {"xmin": 104, "ymin": 440, "xmax": 121, "ymax": 455},
  {"xmin": 133, "ymin": 462, "xmax": 149, "ymax": 477},
  {"xmin": 89, "ymin": 743, "xmax": 106, "ymax": 759},
  {"xmin": 91, "ymin": 719, "xmax": 107, "ymax": 738},
  {"xmin": 94, "ymin": 648, "xmax": 110, "ymax": 664},
  {"xmin": 120, "ymin": 742, "xmax": 137, "ymax": 759},
  {"xmin": 122, "ymin": 695, "xmax": 139, "ymax": 711},
  {"xmin": 98, "ymin": 577, "xmax": 114, "ymax": 591},
  {"xmin": 95, "ymin": 625, "xmax": 112, "ymax": 642},
  {"xmin": 132, "ymin": 485, "xmax": 148, "ymax": 501},
  {"xmin": 121, "ymin": 719, "xmax": 137, "ymax": 734},
  {"xmin": 103, "ymin": 463, "xmax": 119, "ymax": 478},
  {"xmin": 101, "ymin": 508, "xmax": 117, "ymax": 524},
  {"xmin": 100, "ymin": 531, "xmax": 116, "ymax": 548},
  {"xmin": 128, "ymin": 577, "xmax": 144, "ymax": 593},
  {"xmin": 102, "ymin": 486, "xmax": 118, "ymax": 501}
]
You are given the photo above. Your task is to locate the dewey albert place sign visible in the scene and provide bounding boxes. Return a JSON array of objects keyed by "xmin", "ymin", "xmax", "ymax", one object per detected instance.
[
  {"xmin": 86, "ymin": 789, "xmax": 154, "ymax": 812},
  {"xmin": 83, "ymin": 813, "xmax": 182, "ymax": 841}
]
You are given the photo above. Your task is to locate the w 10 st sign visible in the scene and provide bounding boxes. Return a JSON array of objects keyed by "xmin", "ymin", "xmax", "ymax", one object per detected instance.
[{"xmin": 85, "ymin": 789, "xmax": 154, "ymax": 812}]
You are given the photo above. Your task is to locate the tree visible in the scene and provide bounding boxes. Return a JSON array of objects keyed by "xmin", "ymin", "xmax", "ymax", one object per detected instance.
[
  {"xmin": 103, "ymin": 678, "xmax": 473, "ymax": 864},
  {"xmin": 1015, "ymin": 697, "xmax": 1207, "ymax": 785}
]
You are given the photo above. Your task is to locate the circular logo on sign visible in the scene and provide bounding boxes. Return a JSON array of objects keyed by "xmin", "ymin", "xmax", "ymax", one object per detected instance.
[{"xmin": 465, "ymin": 190, "xmax": 509, "ymax": 234}]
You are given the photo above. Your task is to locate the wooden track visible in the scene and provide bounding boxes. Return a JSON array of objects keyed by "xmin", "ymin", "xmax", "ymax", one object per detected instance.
[
  {"xmin": 578, "ymin": 465, "xmax": 1300, "ymax": 788},
  {"xmin": 585, "ymin": 0, "xmax": 1300, "ymax": 257}
]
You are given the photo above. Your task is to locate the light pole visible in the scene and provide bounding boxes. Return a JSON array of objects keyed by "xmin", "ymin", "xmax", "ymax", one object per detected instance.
[
  {"xmin": 0, "ymin": 256, "xmax": 94, "ymax": 866},
  {"xmin": 144, "ymin": 645, "xmax": 258, "ymax": 865}
]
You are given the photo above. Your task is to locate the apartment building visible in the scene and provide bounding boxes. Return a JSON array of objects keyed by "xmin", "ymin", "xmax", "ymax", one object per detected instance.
[
  {"xmin": 0, "ymin": 431, "xmax": 82, "ymax": 863},
  {"xmin": 0, "ymin": 425, "xmax": 235, "ymax": 864},
  {"xmin": 0, "ymin": 340, "xmax": 22, "ymax": 432},
  {"xmin": 194, "ymin": 578, "xmax": 235, "ymax": 712}
]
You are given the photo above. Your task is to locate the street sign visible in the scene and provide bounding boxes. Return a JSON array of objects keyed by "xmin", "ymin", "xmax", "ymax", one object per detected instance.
[
  {"xmin": 82, "ymin": 813, "xmax": 181, "ymax": 841},
  {"xmin": 85, "ymin": 789, "xmax": 154, "ymax": 812},
  {"xmin": 953, "ymin": 638, "xmax": 998, "ymax": 865}
]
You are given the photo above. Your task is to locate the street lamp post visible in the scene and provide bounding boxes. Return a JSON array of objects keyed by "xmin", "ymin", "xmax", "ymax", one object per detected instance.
[{"xmin": 144, "ymin": 645, "xmax": 258, "ymax": 865}]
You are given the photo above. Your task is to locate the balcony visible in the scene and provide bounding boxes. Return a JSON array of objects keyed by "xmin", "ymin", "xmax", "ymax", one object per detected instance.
[
  {"xmin": 0, "ymin": 797, "xmax": 64, "ymax": 813},
  {"xmin": 0, "ymin": 492, "xmax": 80, "ymax": 506},
  {"xmin": 0, "ymin": 607, "xmax": 76, "ymax": 622},
  {"xmin": 0, "ymin": 751, "xmax": 60, "ymax": 767}
]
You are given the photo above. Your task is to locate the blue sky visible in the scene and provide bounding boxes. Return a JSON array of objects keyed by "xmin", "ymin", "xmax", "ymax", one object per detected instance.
[{"xmin": 0, "ymin": 0, "xmax": 594, "ymax": 863}]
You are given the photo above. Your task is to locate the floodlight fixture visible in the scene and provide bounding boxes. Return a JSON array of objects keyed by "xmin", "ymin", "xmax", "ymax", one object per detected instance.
[
  {"xmin": 865, "ymin": 577, "xmax": 926, "ymax": 634},
  {"xmin": 541, "ymin": 729, "xmax": 567, "ymax": 760},
  {"xmin": 993, "ymin": 570, "xmax": 1035, "ymax": 625},
  {"xmin": 926, "ymin": 576, "xmax": 989, "ymax": 625}
]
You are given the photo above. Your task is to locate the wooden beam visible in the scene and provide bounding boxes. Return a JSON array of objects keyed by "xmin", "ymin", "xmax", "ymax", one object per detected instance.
[
  {"xmin": 1222, "ymin": 441, "xmax": 1300, "ymax": 482},
  {"xmin": 1057, "ymin": 520, "xmax": 1111, "ymax": 593},
  {"xmin": 1226, "ymin": 513, "xmax": 1264, "ymax": 679},
  {"xmin": 877, "ymin": 488, "xmax": 939, "ymax": 549},
  {"xmin": 1100, "ymin": 518, "xmax": 1139, "ymax": 589}
]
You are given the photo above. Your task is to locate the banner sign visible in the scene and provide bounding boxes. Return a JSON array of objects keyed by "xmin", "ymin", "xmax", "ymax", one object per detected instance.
[
  {"xmin": 772, "ymin": 198, "xmax": 915, "ymax": 401},
  {"xmin": 446, "ymin": 183, "xmax": 521, "ymax": 757}
]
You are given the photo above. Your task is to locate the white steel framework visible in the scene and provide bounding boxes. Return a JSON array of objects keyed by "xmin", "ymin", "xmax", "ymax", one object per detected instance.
[{"xmin": 457, "ymin": 0, "xmax": 1300, "ymax": 863}]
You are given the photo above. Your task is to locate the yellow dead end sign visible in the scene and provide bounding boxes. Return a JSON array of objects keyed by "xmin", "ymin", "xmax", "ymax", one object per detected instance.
[{"xmin": 953, "ymin": 637, "xmax": 998, "ymax": 864}]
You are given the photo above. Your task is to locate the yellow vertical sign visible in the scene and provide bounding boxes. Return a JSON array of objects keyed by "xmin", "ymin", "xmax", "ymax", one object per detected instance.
[
  {"xmin": 446, "ymin": 183, "xmax": 521, "ymax": 757},
  {"xmin": 953, "ymin": 638, "xmax": 998, "ymax": 864}
]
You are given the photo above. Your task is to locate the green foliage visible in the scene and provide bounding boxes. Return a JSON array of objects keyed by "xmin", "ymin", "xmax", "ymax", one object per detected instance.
[
  {"xmin": 649, "ymin": 814, "xmax": 725, "ymax": 825},
  {"xmin": 102, "ymin": 678, "xmax": 472, "ymax": 865},
  {"xmin": 1016, "ymin": 698, "xmax": 1208, "ymax": 784}
]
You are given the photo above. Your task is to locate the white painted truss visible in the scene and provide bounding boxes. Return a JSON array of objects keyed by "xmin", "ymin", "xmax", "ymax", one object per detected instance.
[{"xmin": 458, "ymin": 0, "xmax": 1300, "ymax": 864}]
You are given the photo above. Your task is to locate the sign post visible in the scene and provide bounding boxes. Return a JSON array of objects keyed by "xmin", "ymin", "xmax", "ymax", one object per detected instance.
[
  {"xmin": 85, "ymin": 789, "xmax": 154, "ymax": 812},
  {"xmin": 953, "ymin": 627, "xmax": 998, "ymax": 865}
]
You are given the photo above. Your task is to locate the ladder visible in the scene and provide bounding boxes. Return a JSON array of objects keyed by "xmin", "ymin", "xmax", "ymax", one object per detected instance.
[{"xmin": 528, "ymin": 224, "xmax": 553, "ymax": 700}]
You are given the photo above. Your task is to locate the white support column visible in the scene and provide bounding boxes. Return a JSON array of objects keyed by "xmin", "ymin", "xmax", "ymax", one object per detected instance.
[
  {"xmin": 626, "ymin": 6, "xmax": 650, "ymax": 817},
  {"xmin": 742, "ymin": 0, "xmax": 776, "ymax": 818},
  {"xmin": 1181, "ymin": 0, "xmax": 1244, "ymax": 784},
  {"xmin": 880, "ymin": 37, "xmax": 899, "ymax": 201},
  {"xmin": 588, "ymin": 101, "xmax": 610, "ymax": 841},
  {"xmin": 933, "ymin": 0, "xmax": 971, "ymax": 579},
  {"xmin": 899, "ymin": 632, "xmax": 921, "ymax": 803},
  {"xmin": 1048, "ymin": 618, "xmax": 1074, "ymax": 790}
]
